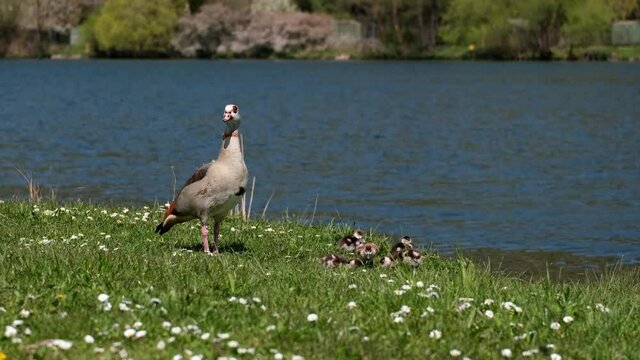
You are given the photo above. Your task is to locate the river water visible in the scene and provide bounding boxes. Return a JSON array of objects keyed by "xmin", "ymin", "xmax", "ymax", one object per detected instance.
[{"xmin": 1, "ymin": 60, "xmax": 639, "ymax": 272}]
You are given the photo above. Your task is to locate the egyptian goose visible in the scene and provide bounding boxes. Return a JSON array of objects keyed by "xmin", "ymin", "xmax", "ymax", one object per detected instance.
[
  {"xmin": 355, "ymin": 242, "xmax": 379, "ymax": 263},
  {"xmin": 403, "ymin": 249, "xmax": 424, "ymax": 267},
  {"xmin": 390, "ymin": 236, "xmax": 413, "ymax": 260},
  {"xmin": 347, "ymin": 258, "xmax": 365, "ymax": 268},
  {"xmin": 338, "ymin": 229, "xmax": 365, "ymax": 252},
  {"xmin": 379, "ymin": 256, "xmax": 395, "ymax": 268},
  {"xmin": 155, "ymin": 104, "xmax": 248, "ymax": 255},
  {"xmin": 321, "ymin": 253, "xmax": 348, "ymax": 268}
]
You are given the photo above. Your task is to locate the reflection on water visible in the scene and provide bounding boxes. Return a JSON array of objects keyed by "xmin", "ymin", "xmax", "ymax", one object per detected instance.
[{"xmin": 1, "ymin": 60, "xmax": 639, "ymax": 272}]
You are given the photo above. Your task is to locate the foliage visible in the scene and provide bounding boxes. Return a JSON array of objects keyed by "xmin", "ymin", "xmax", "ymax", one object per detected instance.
[
  {"xmin": 1, "ymin": 201, "xmax": 640, "ymax": 358},
  {"xmin": 172, "ymin": 3, "xmax": 250, "ymax": 58},
  {"xmin": 172, "ymin": 3, "xmax": 334, "ymax": 58},
  {"xmin": 0, "ymin": 0, "xmax": 21, "ymax": 55},
  {"xmin": 563, "ymin": 0, "xmax": 616, "ymax": 46},
  {"xmin": 94, "ymin": 0, "xmax": 185, "ymax": 56}
]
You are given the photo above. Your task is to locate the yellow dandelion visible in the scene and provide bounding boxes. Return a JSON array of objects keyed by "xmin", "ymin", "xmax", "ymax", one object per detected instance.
[
  {"xmin": 56, "ymin": 293, "xmax": 65, "ymax": 300},
  {"xmin": 0, "ymin": 352, "xmax": 7, "ymax": 360}
]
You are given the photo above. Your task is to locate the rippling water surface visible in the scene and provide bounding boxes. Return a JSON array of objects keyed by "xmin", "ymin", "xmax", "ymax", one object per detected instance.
[{"xmin": 1, "ymin": 60, "xmax": 639, "ymax": 267}]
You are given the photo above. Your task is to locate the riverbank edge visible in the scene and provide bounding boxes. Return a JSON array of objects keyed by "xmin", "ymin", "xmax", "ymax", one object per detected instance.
[{"xmin": 5, "ymin": 45, "xmax": 640, "ymax": 62}]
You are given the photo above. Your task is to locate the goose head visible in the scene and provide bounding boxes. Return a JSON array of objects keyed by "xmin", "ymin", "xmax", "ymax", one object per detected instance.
[
  {"xmin": 400, "ymin": 236, "xmax": 413, "ymax": 247},
  {"xmin": 223, "ymin": 104, "xmax": 241, "ymax": 133},
  {"xmin": 356, "ymin": 242, "xmax": 379, "ymax": 261}
]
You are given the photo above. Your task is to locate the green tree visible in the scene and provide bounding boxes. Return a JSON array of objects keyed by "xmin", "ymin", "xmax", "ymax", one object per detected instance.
[
  {"xmin": 563, "ymin": 0, "xmax": 615, "ymax": 46},
  {"xmin": 606, "ymin": 0, "xmax": 640, "ymax": 19},
  {"xmin": 94, "ymin": 0, "xmax": 185, "ymax": 56},
  {"xmin": 441, "ymin": 0, "xmax": 512, "ymax": 48},
  {"xmin": 0, "ymin": 0, "xmax": 21, "ymax": 55}
]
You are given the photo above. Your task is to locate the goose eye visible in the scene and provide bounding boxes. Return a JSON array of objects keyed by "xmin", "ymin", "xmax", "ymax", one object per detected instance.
[{"xmin": 232, "ymin": 105, "xmax": 238, "ymax": 113}]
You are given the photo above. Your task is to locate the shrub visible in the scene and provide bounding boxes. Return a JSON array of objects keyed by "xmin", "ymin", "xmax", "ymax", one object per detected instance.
[
  {"xmin": 172, "ymin": 3, "xmax": 334, "ymax": 58},
  {"xmin": 94, "ymin": 0, "xmax": 185, "ymax": 56}
]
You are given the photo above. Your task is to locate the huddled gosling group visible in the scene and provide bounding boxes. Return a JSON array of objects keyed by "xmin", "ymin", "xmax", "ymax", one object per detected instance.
[{"xmin": 321, "ymin": 230, "xmax": 425, "ymax": 269}]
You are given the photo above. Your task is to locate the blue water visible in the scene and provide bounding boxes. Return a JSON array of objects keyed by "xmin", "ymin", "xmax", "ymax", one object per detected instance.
[{"xmin": 1, "ymin": 60, "xmax": 639, "ymax": 263}]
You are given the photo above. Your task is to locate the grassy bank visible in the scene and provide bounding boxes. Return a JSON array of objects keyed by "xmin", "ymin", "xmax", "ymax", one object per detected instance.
[{"xmin": 1, "ymin": 201, "xmax": 639, "ymax": 359}]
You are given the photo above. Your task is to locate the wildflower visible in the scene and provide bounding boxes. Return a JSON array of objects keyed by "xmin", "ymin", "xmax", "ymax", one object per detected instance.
[
  {"xmin": 522, "ymin": 349, "xmax": 539, "ymax": 357},
  {"xmin": 4, "ymin": 325, "xmax": 17, "ymax": 337},
  {"xmin": 416, "ymin": 281, "xmax": 425, "ymax": 288},
  {"xmin": 133, "ymin": 321, "xmax": 143, "ymax": 329},
  {"xmin": 135, "ymin": 330, "xmax": 147, "ymax": 339},
  {"xmin": 93, "ymin": 347, "xmax": 105, "ymax": 353},
  {"xmin": 550, "ymin": 354, "xmax": 562, "ymax": 360},
  {"xmin": 123, "ymin": 329, "xmax": 136, "ymax": 338},
  {"xmin": 401, "ymin": 284, "xmax": 412, "ymax": 291},
  {"xmin": 457, "ymin": 302, "xmax": 472, "ymax": 312},
  {"xmin": 84, "ymin": 335, "xmax": 95, "ymax": 344},
  {"xmin": 400, "ymin": 305, "xmax": 411, "ymax": 314},
  {"xmin": 98, "ymin": 294, "xmax": 110, "ymax": 302},
  {"xmin": 394, "ymin": 290, "xmax": 406, "ymax": 296},
  {"xmin": 103, "ymin": 302, "xmax": 112, "ymax": 311},
  {"xmin": 23, "ymin": 328, "xmax": 31, "ymax": 336},
  {"xmin": 19, "ymin": 309, "xmax": 31, "ymax": 318},
  {"xmin": 162, "ymin": 321, "xmax": 172, "ymax": 329},
  {"xmin": 151, "ymin": 298, "xmax": 161, "ymax": 305},
  {"xmin": 595, "ymin": 303, "xmax": 610, "ymax": 313},
  {"xmin": 347, "ymin": 301, "xmax": 357, "ymax": 309},
  {"xmin": 191, "ymin": 355, "xmax": 204, "ymax": 360},
  {"xmin": 550, "ymin": 322, "xmax": 561, "ymax": 330},
  {"xmin": 171, "ymin": 326, "xmax": 182, "ymax": 335},
  {"xmin": 379, "ymin": 274, "xmax": 388, "ymax": 278},
  {"xmin": 119, "ymin": 303, "xmax": 131, "ymax": 311},
  {"xmin": 274, "ymin": 353, "xmax": 284, "ymax": 360},
  {"xmin": 450, "ymin": 349, "xmax": 462, "ymax": 357},
  {"xmin": 228, "ymin": 297, "xmax": 237, "ymax": 303},
  {"xmin": 252, "ymin": 297, "xmax": 262, "ymax": 303},
  {"xmin": 217, "ymin": 333, "xmax": 230, "ymax": 339},
  {"xmin": 429, "ymin": 329, "xmax": 442, "ymax": 339},
  {"xmin": 228, "ymin": 340, "xmax": 239, "ymax": 348},
  {"xmin": 421, "ymin": 306, "xmax": 435, "ymax": 317},
  {"xmin": 172, "ymin": 355, "xmax": 183, "ymax": 360},
  {"xmin": 501, "ymin": 301, "xmax": 523, "ymax": 313},
  {"xmin": 11, "ymin": 320, "xmax": 23, "ymax": 327},
  {"xmin": 307, "ymin": 313, "xmax": 318, "ymax": 322},
  {"xmin": 157, "ymin": 340, "xmax": 166, "ymax": 350},
  {"xmin": 266, "ymin": 325, "xmax": 276, "ymax": 332},
  {"xmin": 393, "ymin": 316, "xmax": 404, "ymax": 323},
  {"xmin": 501, "ymin": 348, "xmax": 512, "ymax": 358},
  {"xmin": 348, "ymin": 284, "xmax": 357, "ymax": 289},
  {"xmin": 562, "ymin": 315, "xmax": 574, "ymax": 324},
  {"xmin": 201, "ymin": 332, "xmax": 211, "ymax": 340},
  {"xmin": 425, "ymin": 291, "xmax": 439, "ymax": 299},
  {"xmin": 484, "ymin": 310, "xmax": 495, "ymax": 319},
  {"xmin": 292, "ymin": 356, "xmax": 304, "ymax": 360},
  {"xmin": 50, "ymin": 339, "xmax": 73, "ymax": 350}
]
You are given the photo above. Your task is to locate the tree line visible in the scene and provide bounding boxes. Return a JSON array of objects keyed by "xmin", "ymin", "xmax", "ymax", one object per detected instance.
[{"xmin": 1, "ymin": 0, "xmax": 639, "ymax": 59}]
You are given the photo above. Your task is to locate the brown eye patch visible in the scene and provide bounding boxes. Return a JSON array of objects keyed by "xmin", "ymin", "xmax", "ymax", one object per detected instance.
[{"xmin": 232, "ymin": 105, "xmax": 238, "ymax": 113}]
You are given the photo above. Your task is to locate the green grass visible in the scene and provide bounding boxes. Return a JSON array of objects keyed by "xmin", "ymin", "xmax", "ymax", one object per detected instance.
[{"xmin": 1, "ymin": 201, "xmax": 639, "ymax": 359}]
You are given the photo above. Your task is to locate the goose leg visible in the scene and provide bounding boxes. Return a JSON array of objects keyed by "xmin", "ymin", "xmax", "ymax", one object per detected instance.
[
  {"xmin": 201, "ymin": 223, "xmax": 210, "ymax": 253},
  {"xmin": 213, "ymin": 221, "xmax": 221, "ymax": 255}
]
